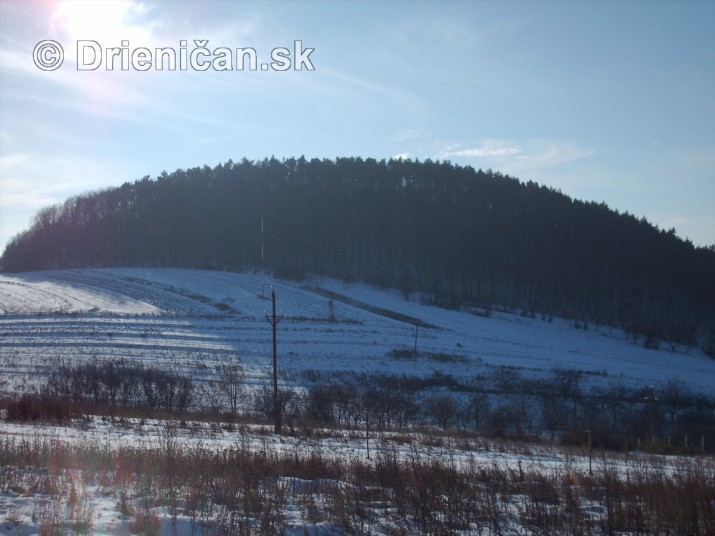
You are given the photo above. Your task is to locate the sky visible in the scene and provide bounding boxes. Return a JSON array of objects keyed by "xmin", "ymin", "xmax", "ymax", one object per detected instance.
[{"xmin": 0, "ymin": 0, "xmax": 714, "ymax": 253}]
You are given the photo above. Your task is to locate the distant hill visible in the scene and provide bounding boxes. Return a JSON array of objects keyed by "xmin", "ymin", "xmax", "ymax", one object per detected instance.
[{"xmin": 2, "ymin": 157, "xmax": 714, "ymax": 351}]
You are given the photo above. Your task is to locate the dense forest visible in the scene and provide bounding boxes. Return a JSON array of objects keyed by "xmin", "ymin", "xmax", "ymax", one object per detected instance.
[{"xmin": 2, "ymin": 157, "xmax": 714, "ymax": 350}]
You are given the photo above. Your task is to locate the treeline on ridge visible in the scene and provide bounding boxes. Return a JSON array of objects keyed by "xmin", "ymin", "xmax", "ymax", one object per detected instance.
[{"xmin": 2, "ymin": 156, "xmax": 714, "ymax": 349}]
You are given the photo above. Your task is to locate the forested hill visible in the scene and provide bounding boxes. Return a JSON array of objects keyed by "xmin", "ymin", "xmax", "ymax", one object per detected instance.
[{"xmin": 2, "ymin": 157, "xmax": 714, "ymax": 349}]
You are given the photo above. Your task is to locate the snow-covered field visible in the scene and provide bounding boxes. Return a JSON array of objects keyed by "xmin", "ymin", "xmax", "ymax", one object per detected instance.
[
  {"xmin": 2, "ymin": 268, "xmax": 715, "ymax": 535},
  {"xmin": 2, "ymin": 416, "xmax": 711, "ymax": 536},
  {"xmin": 1, "ymin": 267, "xmax": 713, "ymax": 395},
  {"xmin": 4, "ymin": 413, "xmax": 715, "ymax": 536}
]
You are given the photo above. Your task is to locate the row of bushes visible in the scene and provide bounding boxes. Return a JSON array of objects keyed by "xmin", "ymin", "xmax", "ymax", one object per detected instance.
[
  {"xmin": 5, "ymin": 359, "xmax": 715, "ymax": 452},
  {"xmin": 296, "ymin": 369, "xmax": 715, "ymax": 452},
  {"xmin": 44, "ymin": 361, "xmax": 194, "ymax": 413}
]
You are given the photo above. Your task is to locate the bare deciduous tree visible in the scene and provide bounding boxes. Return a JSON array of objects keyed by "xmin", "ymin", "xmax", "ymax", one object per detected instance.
[
  {"xmin": 218, "ymin": 363, "xmax": 245, "ymax": 420},
  {"xmin": 661, "ymin": 378, "xmax": 690, "ymax": 425}
]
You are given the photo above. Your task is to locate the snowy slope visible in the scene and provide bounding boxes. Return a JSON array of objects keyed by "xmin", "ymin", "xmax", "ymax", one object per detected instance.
[
  {"xmin": 0, "ymin": 272, "xmax": 160, "ymax": 315},
  {"xmin": 0, "ymin": 268, "xmax": 713, "ymax": 394}
]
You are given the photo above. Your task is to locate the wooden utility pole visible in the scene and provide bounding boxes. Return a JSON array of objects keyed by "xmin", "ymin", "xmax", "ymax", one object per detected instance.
[
  {"xmin": 366, "ymin": 408, "xmax": 370, "ymax": 460},
  {"xmin": 413, "ymin": 323, "xmax": 419, "ymax": 358},
  {"xmin": 266, "ymin": 289, "xmax": 283, "ymax": 433}
]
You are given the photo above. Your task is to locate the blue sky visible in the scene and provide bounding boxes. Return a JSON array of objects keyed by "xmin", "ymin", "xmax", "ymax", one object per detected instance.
[{"xmin": 1, "ymin": 0, "xmax": 713, "ymax": 252}]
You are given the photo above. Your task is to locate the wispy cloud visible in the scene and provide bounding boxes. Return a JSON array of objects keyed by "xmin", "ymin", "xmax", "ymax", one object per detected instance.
[
  {"xmin": 0, "ymin": 150, "xmax": 132, "ymax": 247},
  {"xmin": 1, "ymin": 152, "xmax": 122, "ymax": 199},
  {"xmin": 437, "ymin": 138, "xmax": 594, "ymax": 174},
  {"xmin": 515, "ymin": 139, "xmax": 594, "ymax": 170},
  {"xmin": 438, "ymin": 139, "xmax": 522, "ymax": 160}
]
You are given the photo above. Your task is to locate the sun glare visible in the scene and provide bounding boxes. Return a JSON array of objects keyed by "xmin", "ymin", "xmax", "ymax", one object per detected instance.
[
  {"xmin": 44, "ymin": 0, "xmax": 152, "ymax": 113},
  {"xmin": 51, "ymin": 0, "xmax": 151, "ymax": 46}
]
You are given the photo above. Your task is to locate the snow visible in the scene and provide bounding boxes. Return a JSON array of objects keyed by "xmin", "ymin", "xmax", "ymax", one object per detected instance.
[
  {"xmin": 0, "ymin": 416, "xmax": 708, "ymax": 536},
  {"xmin": 1, "ymin": 267, "xmax": 713, "ymax": 395},
  {"xmin": 1, "ymin": 267, "xmax": 713, "ymax": 534},
  {"xmin": 0, "ymin": 272, "xmax": 160, "ymax": 316}
]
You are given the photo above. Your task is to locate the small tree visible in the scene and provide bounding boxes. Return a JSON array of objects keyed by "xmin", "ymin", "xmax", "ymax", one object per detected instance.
[
  {"xmin": 218, "ymin": 363, "xmax": 245, "ymax": 420},
  {"xmin": 199, "ymin": 382, "xmax": 223, "ymax": 416},
  {"xmin": 427, "ymin": 395, "xmax": 458, "ymax": 431},
  {"xmin": 661, "ymin": 378, "xmax": 690, "ymax": 425}
]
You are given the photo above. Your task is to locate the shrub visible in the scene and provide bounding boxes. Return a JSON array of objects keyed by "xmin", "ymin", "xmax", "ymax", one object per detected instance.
[{"xmin": 6, "ymin": 394, "xmax": 71, "ymax": 422}]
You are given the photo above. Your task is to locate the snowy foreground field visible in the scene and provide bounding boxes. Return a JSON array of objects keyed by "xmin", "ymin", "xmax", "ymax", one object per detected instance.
[
  {"xmin": 1, "ymin": 267, "xmax": 714, "ymax": 394},
  {"xmin": 1, "ymin": 268, "xmax": 715, "ymax": 535},
  {"xmin": 1, "ymin": 416, "xmax": 714, "ymax": 535}
]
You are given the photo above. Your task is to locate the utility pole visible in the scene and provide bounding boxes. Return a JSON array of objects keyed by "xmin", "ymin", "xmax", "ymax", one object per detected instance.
[
  {"xmin": 265, "ymin": 289, "xmax": 283, "ymax": 433},
  {"xmin": 260, "ymin": 216, "xmax": 265, "ymax": 266},
  {"xmin": 585, "ymin": 429, "xmax": 592, "ymax": 475},
  {"xmin": 366, "ymin": 407, "xmax": 370, "ymax": 460},
  {"xmin": 645, "ymin": 385, "xmax": 657, "ymax": 444},
  {"xmin": 413, "ymin": 323, "xmax": 419, "ymax": 358}
]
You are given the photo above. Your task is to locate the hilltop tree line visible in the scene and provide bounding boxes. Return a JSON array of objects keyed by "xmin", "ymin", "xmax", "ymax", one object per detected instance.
[{"xmin": 2, "ymin": 156, "xmax": 714, "ymax": 348}]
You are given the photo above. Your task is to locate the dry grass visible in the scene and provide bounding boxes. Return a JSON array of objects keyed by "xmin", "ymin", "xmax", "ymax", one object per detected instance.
[{"xmin": 1, "ymin": 426, "xmax": 713, "ymax": 535}]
